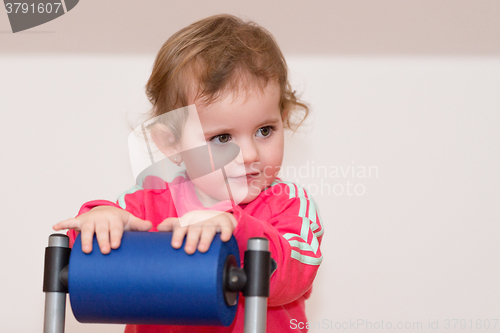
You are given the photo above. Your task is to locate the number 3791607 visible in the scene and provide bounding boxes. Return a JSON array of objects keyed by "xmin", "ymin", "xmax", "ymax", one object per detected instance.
[{"xmin": 5, "ymin": 3, "xmax": 62, "ymax": 14}]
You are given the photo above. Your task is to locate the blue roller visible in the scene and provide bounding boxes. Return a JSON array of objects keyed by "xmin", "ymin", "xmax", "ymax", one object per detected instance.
[{"xmin": 68, "ymin": 231, "xmax": 239, "ymax": 326}]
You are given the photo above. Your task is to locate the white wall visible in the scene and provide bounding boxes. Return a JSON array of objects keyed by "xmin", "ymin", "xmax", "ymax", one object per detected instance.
[{"xmin": 0, "ymin": 55, "xmax": 499, "ymax": 332}]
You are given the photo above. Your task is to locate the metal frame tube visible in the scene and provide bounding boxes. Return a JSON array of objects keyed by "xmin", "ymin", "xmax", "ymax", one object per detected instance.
[
  {"xmin": 244, "ymin": 238, "xmax": 270, "ymax": 333},
  {"xmin": 44, "ymin": 292, "xmax": 66, "ymax": 333},
  {"xmin": 43, "ymin": 234, "xmax": 69, "ymax": 333},
  {"xmin": 244, "ymin": 296, "xmax": 267, "ymax": 333}
]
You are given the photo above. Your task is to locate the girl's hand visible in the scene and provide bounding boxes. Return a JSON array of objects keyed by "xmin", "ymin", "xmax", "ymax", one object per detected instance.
[
  {"xmin": 157, "ymin": 210, "xmax": 237, "ymax": 254},
  {"xmin": 53, "ymin": 206, "xmax": 152, "ymax": 254}
]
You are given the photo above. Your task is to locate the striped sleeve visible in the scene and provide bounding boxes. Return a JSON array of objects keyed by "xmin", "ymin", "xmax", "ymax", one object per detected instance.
[
  {"xmin": 230, "ymin": 179, "xmax": 324, "ymax": 306},
  {"xmin": 276, "ymin": 180, "xmax": 324, "ymax": 266}
]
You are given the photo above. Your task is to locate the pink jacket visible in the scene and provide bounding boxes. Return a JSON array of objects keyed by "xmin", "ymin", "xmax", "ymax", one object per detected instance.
[{"xmin": 68, "ymin": 174, "xmax": 324, "ymax": 333}]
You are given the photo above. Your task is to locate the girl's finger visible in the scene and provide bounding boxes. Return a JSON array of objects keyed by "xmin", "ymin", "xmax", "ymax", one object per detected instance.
[
  {"xmin": 109, "ymin": 216, "xmax": 124, "ymax": 250},
  {"xmin": 198, "ymin": 223, "xmax": 217, "ymax": 253},
  {"xmin": 94, "ymin": 220, "xmax": 111, "ymax": 254},
  {"xmin": 157, "ymin": 217, "xmax": 178, "ymax": 232},
  {"xmin": 53, "ymin": 218, "xmax": 80, "ymax": 231},
  {"xmin": 80, "ymin": 221, "xmax": 95, "ymax": 254},
  {"xmin": 219, "ymin": 219, "xmax": 234, "ymax": 242},
  {"xmin": 171, "ymin": 225, "xmax": 188, "ymax": 250},
  {"xmin": 184, "ymin": 224, "xmax": 204, "ymax": 255},
  {"xmin": 126, "ymin": 214, "xmax": 153, "ymax": 231}
]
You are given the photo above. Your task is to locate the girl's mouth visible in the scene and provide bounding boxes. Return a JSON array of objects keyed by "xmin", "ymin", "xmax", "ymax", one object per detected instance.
[{"xmin": 230, "ymin": 172, "xmax": 260, "ymax": 183}]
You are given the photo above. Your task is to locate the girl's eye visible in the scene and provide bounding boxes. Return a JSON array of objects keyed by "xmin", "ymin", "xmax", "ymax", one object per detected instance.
[
  {"xmin": 257, "ymin": 126, "xmax": 273, "ymax": 138},
  {"xmin": 210, "ymin": 133, "xmax": 231, "ymax": 144},
  {"xmin": 210, "ymin": 126, "xmax": 274, "ymax": 144}
]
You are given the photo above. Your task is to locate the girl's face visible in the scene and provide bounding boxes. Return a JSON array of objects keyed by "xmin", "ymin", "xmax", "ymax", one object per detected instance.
[{"xmin": 180, "ymin": 81, "xmax": 284, "ymax": 205}]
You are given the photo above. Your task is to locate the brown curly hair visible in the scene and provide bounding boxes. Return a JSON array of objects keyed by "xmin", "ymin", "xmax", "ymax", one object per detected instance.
[{"xmin": 143, "ymin": 14, "xmax": 309, "ymax": 137}]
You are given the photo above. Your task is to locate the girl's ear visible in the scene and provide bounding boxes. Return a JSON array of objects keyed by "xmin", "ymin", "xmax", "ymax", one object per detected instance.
[
  {"xmin": 281, "ymin": 109, "xmax": 289, "ymax": 122},
  {"xmin": 150, "ymin": 123, "xmax": 181, "ymax": 163}
]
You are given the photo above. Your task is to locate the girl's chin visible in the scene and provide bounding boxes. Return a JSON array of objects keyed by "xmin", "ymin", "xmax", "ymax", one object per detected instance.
[
  {"xmin": 195, "ymin": 179, "xmax": 264, "ymax": 205},
  {"xmin": 239, "ymin": 185, "xmax": 264, "ymax": 204}
]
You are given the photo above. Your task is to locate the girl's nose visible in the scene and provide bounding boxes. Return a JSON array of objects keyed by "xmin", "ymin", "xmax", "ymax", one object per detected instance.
[{"xmin": 234, "ymin": 140, "xmax": 260, "ymax": 165}]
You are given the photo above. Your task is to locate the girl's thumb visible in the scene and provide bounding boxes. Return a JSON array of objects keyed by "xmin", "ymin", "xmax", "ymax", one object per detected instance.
[{"xmin": 127, "ymin": 215, "xmax": 153, "ymax": 231}]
